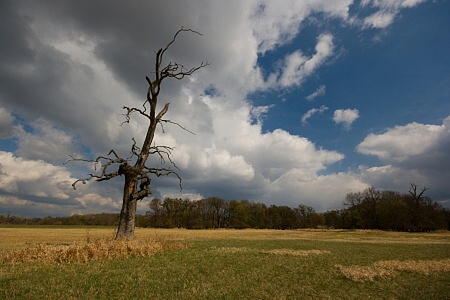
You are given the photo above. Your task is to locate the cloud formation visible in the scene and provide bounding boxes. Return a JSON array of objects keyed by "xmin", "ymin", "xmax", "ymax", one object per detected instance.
[
  {"xmin": 277, "ymin": 34, "xmax": 334, "ymax": 88},
  {"xmin": 15, "ymin": 119, "xmax": 79, "ymax": 164},
  {"xmin": 0, "ymin": 107, "xmax": 14, "ymax": 138},
  {"xmin": 0, "ymin": 0, "xmax": 445, "ymax": 217},
  {"xmin": 360, "ymin": 0, "xmax": 427, "ymax": 28},
  {"xmin": 306, "ymin": 85, "xmax": 326, "ymax": 101},
  {"xmin": 0, "ymin": 151, "xmax": 73, "ymax": 199},
  {"xmin": 251, "ymin": 1, "xmax": 349, "ymax": 52},
  {"xmin": 333, "ymin": 109, "xmax": 360, "ymax": 129},
  {"xmin": 301, "ymin": 105, "xmax": 329, "ymax": 125},
  {"xmin": 356, "ymin": 116, "xmax": 450, "ymax": 203},
  {"xmin": 358, "ymin": 117, "xmax": 450, "ymax": 168}
]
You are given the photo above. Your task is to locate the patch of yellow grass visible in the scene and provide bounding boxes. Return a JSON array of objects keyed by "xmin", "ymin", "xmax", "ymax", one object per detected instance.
[
  {"xmin": 0, "ymin": 237, "xmax": 188, "ymax": 265},
  {"xmin": 337, "ymin": 259, "xmax": 450, "ymax": 282}
]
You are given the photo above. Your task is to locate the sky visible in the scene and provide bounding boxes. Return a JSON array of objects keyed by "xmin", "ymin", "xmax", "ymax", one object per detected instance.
[{"xmin": 0, "ymin": 0, "xmax": 449, "ymax": 217}]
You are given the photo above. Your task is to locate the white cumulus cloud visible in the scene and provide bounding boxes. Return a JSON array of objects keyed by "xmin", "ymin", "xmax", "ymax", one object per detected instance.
[
  {"xmin": 0, "ymin": 151, "xmax": 73, "ymax": 199},
  {"xmin": 357, "ymin": 116, "xmax": 450, "ymax": 166},
  {"xmin": 278, "ymin": 34, "xmax": 334, "ymax": 88},
  {"xmin": 333, "ymin": 109, "xmax": 360, "ymax": 129},
  {"xmin": 357, "ymin": 116, "xmax": 450, "ymax": 202}
]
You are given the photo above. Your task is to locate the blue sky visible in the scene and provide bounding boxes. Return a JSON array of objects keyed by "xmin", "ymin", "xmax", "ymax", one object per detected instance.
[
  {"xmin": 0, "ymin": 0, "xmax": 449, "ymax": 217},
  {"xmin": 254, "ymin": 1, "xmax": 449, "ymax": 168}
]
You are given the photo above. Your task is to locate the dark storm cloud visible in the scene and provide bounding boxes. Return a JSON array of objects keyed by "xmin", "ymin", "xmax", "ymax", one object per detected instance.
[{"xmin": 23, "ymin": 0, "xmax": 210, "ymax": 95}]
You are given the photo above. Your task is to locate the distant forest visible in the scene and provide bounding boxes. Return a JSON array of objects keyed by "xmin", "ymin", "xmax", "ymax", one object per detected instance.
[{"xmin": 2, "ymin": 186, "xmax": 449, "ymax": 232}]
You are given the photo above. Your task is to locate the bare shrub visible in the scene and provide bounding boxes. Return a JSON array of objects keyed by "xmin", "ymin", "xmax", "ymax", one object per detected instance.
[{"xmin": 0, "ymin": 237, "xmax": 188, "ymax": 264}]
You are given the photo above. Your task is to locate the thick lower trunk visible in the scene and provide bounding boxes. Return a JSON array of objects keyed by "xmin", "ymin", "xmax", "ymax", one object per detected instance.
[{"xmin": 116, "ymin": 175, "xmax": 138, "ymax": 239}]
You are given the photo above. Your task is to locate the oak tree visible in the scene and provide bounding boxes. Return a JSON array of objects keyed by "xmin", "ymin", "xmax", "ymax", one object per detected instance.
[{"xmin": 68, "ymin": 28, "xmax": 208, "ymax": 239}]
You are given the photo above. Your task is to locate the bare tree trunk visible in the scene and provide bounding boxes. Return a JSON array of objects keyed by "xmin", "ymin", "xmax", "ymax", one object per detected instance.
[{"xmin": 116, "ymin": 173, "xmax": 138, "ymax": 239}]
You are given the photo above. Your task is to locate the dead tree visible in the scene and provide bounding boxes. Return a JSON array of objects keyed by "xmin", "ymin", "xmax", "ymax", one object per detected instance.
[
  {"xmin": 68, "ymin": 28, "xmax": 208, "ymax": 239},
  {"xmin": 408, "ymin": 182, "xmax": 430, "ymax": 231},
  {"xmin": 408, "ymin": 183, "xmax": 429, "ymax": 200}
]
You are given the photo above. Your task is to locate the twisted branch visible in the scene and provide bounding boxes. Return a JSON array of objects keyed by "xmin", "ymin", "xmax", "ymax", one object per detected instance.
[{"xmin": 66, "ymin": 150, "xmax": 128, "ymax": 189}]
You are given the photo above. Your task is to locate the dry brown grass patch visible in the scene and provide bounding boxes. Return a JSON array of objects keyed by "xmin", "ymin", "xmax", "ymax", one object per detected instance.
[
  {"xmin": 374, "ymin": 259, "xmax": 450, "ymax": 275},
  {"xmin": 210, "ymin": 246, "xmax": 254, "ymax": 253},
  {"xmin": 262, "ymin": 249, "xmax": 331, "ymax": 257},
  {"xmin": 337, "ymin": 258, "xmax": 450, "ymax": 282},
  {"xmin": 211, "ymin": 246, "xmax": 330, "ymax": 257},
  {"xmin": 336, "ymin": 265, "xmax": 396, "ymax": 282},
  {"xmin": 0, "ymin": 237, "xmax": 188, "ymax": 264}
]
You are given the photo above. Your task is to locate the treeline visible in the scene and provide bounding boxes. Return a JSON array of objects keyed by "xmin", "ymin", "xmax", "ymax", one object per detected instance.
[
  {"xmin": 142, "ymin": 185, "xmax": 449, "ymax": 231},
  {"xmin": 0, "ymin": 201, "xmax": 325, "ymax": 229},
  {"xmin": 0, "ymin": 213, "xmax": 121, "ymax": 226},
  {"xmin": 324, "ymin": 185, "xmax": 449, "ymax": 232},
  {"xmin": 1, "ymin": 185, "xmax": 448, "ymax": 231},
  {"xmin": 144, "ymin": 197, "xmax": 326, "ymax": 230}
]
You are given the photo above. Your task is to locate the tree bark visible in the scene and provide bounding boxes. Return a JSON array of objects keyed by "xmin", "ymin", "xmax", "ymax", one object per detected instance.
[{"xmin": 116, "ymin": 168, "xmax": 138, "ymax": 239}]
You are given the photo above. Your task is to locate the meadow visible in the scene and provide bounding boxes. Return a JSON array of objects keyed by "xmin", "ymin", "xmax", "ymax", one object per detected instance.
[{"xmin": 1, "ymin": 227, "xmax": 449, "ymax": 299}]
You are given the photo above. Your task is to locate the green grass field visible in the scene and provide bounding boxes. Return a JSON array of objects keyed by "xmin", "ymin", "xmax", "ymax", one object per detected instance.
[{"xmin": 1, "ymin": 227, "xmax": 449, "ymax": 299}]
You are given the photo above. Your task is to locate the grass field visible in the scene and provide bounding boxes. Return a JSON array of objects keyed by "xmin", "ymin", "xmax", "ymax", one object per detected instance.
[{"xmin": 1, "ymin": 227, "xmax": 449, "ymax": 299}]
